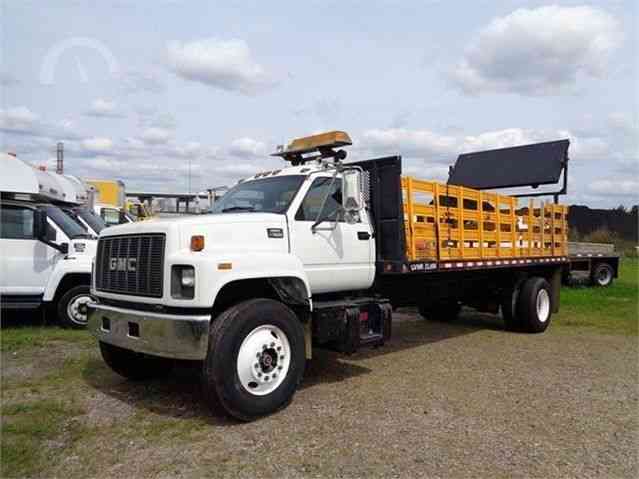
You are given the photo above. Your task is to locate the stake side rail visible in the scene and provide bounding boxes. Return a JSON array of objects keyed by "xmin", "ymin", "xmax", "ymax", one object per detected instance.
[{"xmin": 399, "ymin": 177, "xmax": 568, "ymax": 264}]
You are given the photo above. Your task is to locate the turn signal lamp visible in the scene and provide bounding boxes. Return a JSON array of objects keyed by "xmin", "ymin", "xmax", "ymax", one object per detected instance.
[{"xmin": 190, "ymin": 235, "xmax": 205, "ymax": 252}]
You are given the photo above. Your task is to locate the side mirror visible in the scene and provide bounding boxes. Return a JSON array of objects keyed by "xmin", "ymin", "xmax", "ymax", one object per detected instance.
[
  {"xmin": 33, "ymin": 209, "xmax": 48, "ymax": 240},
  {"xmin": 46, "ymin": 225, "xmax": 57, "ymax": 242},
  {"xmin": 58, "ymin": 242, "xmax": 69, "ymax": 255},
  {"xmin": 342, "ymin": 169, "xmax": 363, "ymax": 213}
]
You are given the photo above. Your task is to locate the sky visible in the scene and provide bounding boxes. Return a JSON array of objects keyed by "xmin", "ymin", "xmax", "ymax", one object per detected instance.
[{"xmin": 1, "ymin": 0, "xmax": 637, "ymax": 207}]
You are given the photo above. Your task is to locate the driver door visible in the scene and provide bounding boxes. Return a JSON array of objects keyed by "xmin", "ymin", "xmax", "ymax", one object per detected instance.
[{"xmin": 288, "ymin": 176, "xmax": 373, "ymax": 294}]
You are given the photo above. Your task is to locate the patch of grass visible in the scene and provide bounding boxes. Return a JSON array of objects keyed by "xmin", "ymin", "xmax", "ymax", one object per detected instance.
[
  {"xmin": 555, "ymin": 258, "xmax": 638, "ymax": 335},
  {"xmin": 0, "ymin": 326, "xmax": 93, "ymax": 353},
  {"xmin": 1, "ymin": 399, "xmax": 86, "ymax": 478}
]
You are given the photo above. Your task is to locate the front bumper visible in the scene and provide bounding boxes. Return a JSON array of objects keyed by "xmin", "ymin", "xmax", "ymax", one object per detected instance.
[{"xmin": 87, "ymin": 302, "xmax": 210, "ymax": 360}]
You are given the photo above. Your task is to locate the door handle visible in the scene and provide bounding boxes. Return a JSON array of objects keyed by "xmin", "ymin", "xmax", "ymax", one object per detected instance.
[{"xmin": 357, "ymin": 231, "xmax": 371, "ymax": 240}]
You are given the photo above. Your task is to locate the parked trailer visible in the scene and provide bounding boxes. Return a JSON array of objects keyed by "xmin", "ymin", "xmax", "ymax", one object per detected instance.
[
  {"xmin": 87, "ymin": 131, "xmax": 570, "ymax": 420},
  {"xmin": 567, "ymin": 242, "xmax": 620, "ymax": 287}
]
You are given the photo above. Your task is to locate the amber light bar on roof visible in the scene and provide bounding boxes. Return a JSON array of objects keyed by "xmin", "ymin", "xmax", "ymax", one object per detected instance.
[{"xmin": 272, "ymin": 131, "xmax": 352, "ymax": 165}]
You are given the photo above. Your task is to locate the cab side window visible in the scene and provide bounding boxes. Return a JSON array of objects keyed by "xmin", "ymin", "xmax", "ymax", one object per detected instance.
[
  {"xmin": 0, "ymin": 206, "xmax": 34, "ymax": 239},
  {"xmin": 296, "ymin": 178, "xmax": 343, "ymax": 222}
]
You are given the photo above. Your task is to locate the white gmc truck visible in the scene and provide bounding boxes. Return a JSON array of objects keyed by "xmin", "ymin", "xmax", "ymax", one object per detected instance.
[{"xmin": 88, "ymin": 131, "xmax": 568, "ymax": 421}]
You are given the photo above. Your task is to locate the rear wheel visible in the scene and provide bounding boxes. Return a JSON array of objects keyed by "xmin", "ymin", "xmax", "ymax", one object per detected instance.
[
  {"xmin": 590, "ymin": 263, "xmax": 614, "ymax": 287},
  {"xmin": 500, "ymin": 288, "xmax": 520, "ymax": 331},
  {"xmin": 516, "ymin": 277, "xmax": 552, "ymax": 333},
  {"xmin": 99, "ymin": 342, "xmax": 173, "ymax": 380},
  {"xmin": 202, "ymin": 299, "xmax": 305, "ymax": 421},
  {"xmin": 418, "ymin": 300, "xmax": 461, "ymax": 322}
]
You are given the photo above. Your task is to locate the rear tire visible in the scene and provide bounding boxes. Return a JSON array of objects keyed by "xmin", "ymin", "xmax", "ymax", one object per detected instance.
[
  {"xmin": 516, "ymin": 277, "xmax": 552, "ymax": 333},
  {"xmin": 57, "ymin": 285, "xmax": 92, "ymax": 329},
  {"xmin": 202, "ymin": 299, "xmax": 305, "ymax": 421},
  {"xmin": 590, "ymin": 263, "xmax": 614, "ymax": 287},
  {"xmin": 418, "ymin": 301, "xmax": 461, "ymax": 322},
  {"xmin": 500, "ymin": 288, "xmax": 521, "ymax": 331},
  {"xmin": 99, "ymin": 342, "xmax": 173, "ymax": 380}
]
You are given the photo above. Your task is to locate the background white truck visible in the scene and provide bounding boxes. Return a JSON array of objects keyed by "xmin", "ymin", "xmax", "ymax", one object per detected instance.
[
  {"xmin": 0, "ymin": 153, "xmax": 96, "ymax": 327},
  {"xmin": 87, "ymin": 132, "xmax": 570, "ymax": 420}
]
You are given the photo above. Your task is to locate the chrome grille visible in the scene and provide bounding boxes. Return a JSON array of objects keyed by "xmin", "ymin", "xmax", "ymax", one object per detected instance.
[{"xmin": 95, "ymin": 234, "xmax": 165, "ymax": 298}]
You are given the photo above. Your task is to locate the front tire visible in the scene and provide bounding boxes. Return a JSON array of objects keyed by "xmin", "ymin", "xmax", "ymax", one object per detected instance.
[
  {"xmin": 202, "ymin": 299, "xmax": 305, "ymax": 421},
  {"xmin": 99, "ymin": 342, "xmax": 173, "ymax": 380},
  {"xmin": 57, "ymin": 285, "xmax": 92, "ymax": 329},
  {"xmin": 516, "ymin": 277, "xmax": 552, "ymax": 333}
]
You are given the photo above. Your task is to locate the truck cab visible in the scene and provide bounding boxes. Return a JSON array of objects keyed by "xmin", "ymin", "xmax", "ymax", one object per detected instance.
[{"xmin": 0, "ymin": 154, "xmax": 96, "ymax": 328}]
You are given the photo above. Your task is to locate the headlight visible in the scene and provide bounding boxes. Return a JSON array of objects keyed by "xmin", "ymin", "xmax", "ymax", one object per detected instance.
[
  {"xmin": 181, "ymin": 268, "xmax": 195, "ymax": 287},
  {"xmin": 171, "ymin": 265, "xmax": 195, "ymax": 299}
]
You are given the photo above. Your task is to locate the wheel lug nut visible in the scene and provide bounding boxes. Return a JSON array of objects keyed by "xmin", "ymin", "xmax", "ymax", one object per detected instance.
[
  {"xmin": 278, "ymin": 365, "xmax": 283, "ymax": 370},
  {"xmin": 257, "ymin": 372, "xmax": 262, "ymax": 377},
  {"xmin": 279, "ymin": 355, "xmax": 284, "ymax": 360},
  {"xmin": 254, "ymin": 363, "xmax": 259, "ymax": 369},
  {"xmin": 256, "ymin": 352, "xmax": 261, "ymax": 359},
  {"xmin": 276, "ymin": 346, "xmax": 282, "ymax": 351},
  {"xmin": 264, "ymin": 375, "xmax": 269, "ymax": 381},
  {"xmin": 270, "ymin": 342, "xmax": 275, "ymax": 348},
  {"xmin": 262, "ymin": 344, "xmax": 267, "ymax": 350}
]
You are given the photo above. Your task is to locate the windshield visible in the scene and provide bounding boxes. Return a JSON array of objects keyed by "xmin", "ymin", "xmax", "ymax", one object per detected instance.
[
  {"xmin": 74, "ymin": 206, "xmax": 106, "ymax": 233},
  {"xmin": 211, "ymin": 175, "xmax": 305, "ymax": 214},
  {"xmin": 44, "ymin": 205, "xmax": 92, "ymax": 239}
]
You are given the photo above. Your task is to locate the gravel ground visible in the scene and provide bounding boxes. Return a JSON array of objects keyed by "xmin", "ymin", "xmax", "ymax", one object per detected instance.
[{"xmin": 3, "ymin": 310, "xmax": 638, "ymax": 478}]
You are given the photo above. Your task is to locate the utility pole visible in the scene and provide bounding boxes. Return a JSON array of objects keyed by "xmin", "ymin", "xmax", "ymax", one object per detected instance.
[{"xmin": 56, "ymin": 142, "xmax": 64, "ymax": 174}]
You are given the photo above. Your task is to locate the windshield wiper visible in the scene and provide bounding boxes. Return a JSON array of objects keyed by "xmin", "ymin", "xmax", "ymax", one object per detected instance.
[{"xmin": 221, "ymin": 206, "xmax": 255, "ymax": 213}]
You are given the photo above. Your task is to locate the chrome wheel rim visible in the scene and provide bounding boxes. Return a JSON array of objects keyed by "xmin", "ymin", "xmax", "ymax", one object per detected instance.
[
  {"xmin": 236, "ymin": 324, "xmax": 291, "ymax": 396},
  {"xmin": 66, "ymin": 294, "xmax": 91, "ymax": 325},
  {"xmin": 536, "ymin": 289, "xmax": 550, "ymax": 323}
]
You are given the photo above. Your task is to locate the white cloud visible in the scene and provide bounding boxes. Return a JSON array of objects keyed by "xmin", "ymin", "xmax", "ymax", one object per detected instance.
[
  {"xmin": 81, "ymin": 137, "xmax": 114, "ymax": 153},
  {"xmin": 587, "ymin": 179, "xmax": 639, "ymax": 198},
  {"xmin": 451, "ymin": 6, "xmax": 621, "ymax": 96},
  {"xmin": 0, "ymin": 106, "xmax": 38, "ymax": 133},
  {"xmin": 85, "ymin": 98, "xmax": 124, "ymax": 118},
  {"xmin": 0, "ymin": 106, "xmax": 39, "ymax": 132},
  {"xmin": 118, "ymin": 69, "xmax": 166, "ymax": 94},
  {"xmin": 166, "ymin": 38, "xmax": 276, "ymax": 95},
  {"xmin": 229, "ymin": 137, "xmax": 267, "ymax": 158},
  {"xmin": 140, "ymin": 127, "xmax": 172, "ymax": 145},
  {"xmin": 362, "ymin": 128, "xmax": 457, "ymax": 161}
]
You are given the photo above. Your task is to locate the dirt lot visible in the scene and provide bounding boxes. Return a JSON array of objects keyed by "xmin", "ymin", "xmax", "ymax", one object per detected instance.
[
  {"xmin": 2, "ymin": 260, "xmax": 638, "ymax": 477},
  {"xmin": 1, "ymin": 309, "xmax": 636, "ymax": 478}
]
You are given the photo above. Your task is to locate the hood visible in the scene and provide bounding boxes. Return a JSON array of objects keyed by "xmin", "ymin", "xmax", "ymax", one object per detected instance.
[{"xmin": 100, "ymin": 213, "xmax": 290, "ymax": 255}]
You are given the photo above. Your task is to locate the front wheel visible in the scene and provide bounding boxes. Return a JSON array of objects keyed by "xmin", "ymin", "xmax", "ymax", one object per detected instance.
[
  {"xmin": 57, "ymin": 285, "xmax": 92, "ymax": 329},
  {"xmin": 202, "ymin": 299, "xmax": 305, "ymax": 421}
]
